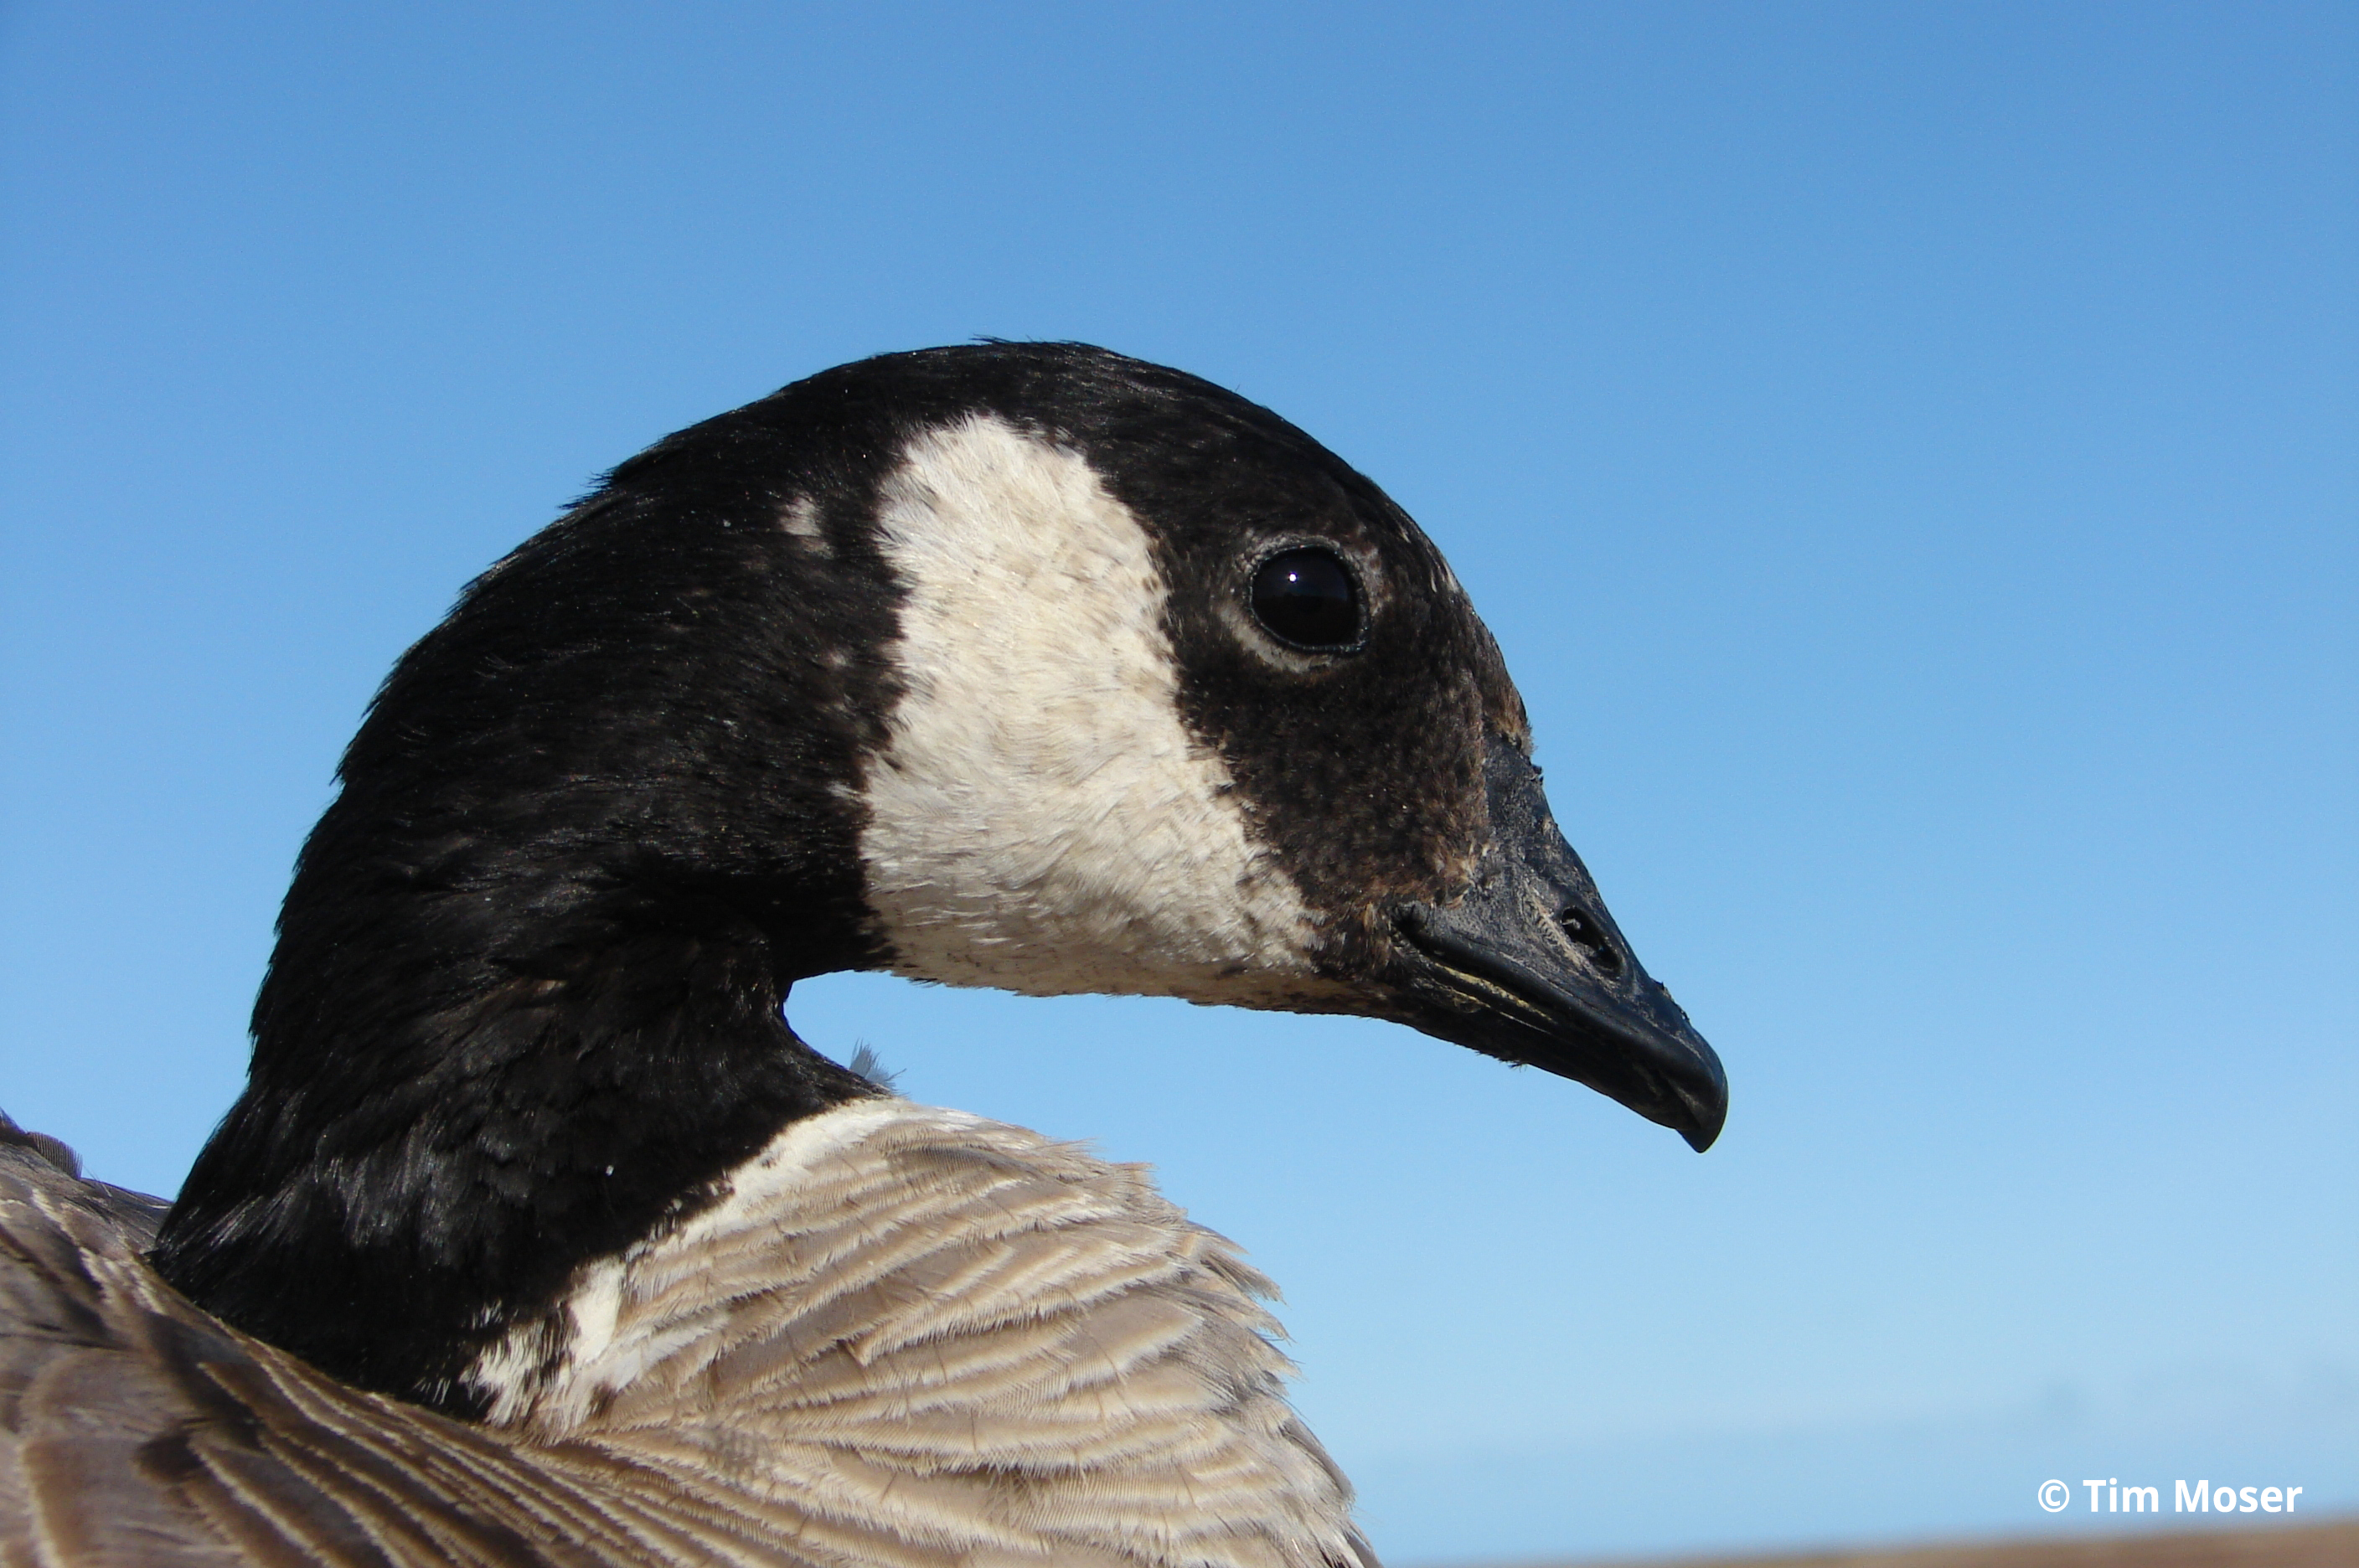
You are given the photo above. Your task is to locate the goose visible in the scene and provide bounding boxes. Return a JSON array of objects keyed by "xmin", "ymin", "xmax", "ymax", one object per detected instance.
[{"xmin": 0, "ymin": 343, "xmax": 1725, "ymax": 1568}]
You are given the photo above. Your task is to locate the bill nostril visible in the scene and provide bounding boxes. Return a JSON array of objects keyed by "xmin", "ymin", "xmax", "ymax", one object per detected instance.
[{"xmin": 1557, "ymin": 907, "xmax": 1624, "ymax": 976}]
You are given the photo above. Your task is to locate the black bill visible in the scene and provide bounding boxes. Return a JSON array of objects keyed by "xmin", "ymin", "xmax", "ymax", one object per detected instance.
[{"xmin": 1386, "ymin": 737, "xmax": 1727, "ymax": 1151}]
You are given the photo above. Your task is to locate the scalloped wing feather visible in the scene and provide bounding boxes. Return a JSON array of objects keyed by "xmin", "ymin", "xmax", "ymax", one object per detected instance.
[
  {"xmin": 477, "ymin": 1101, "xmax": 1371, "ymax": 1568},
  {"xmin": 0, "ymin": 1148, "xmax": 710, "ymax": 1568},
  {"xmin": 2, "ymin": 1112, "xmax": 1372, "ymax": 1568}
]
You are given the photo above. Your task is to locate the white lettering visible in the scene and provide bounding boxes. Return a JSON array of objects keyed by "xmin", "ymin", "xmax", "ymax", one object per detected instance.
[
  {"xmin": 2084, "ymin": 1478, "xmax": 2109, "ymax": 1511},
  {"xmin": 2152, "ymin": 1480, "xmax": 2303, "ymax": 1517}
]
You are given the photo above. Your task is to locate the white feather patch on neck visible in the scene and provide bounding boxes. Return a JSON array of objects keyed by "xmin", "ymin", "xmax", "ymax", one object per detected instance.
[
  {"xmin": 858, "ymin": 414, "xmax": 1327, "ymax": 1005},
  {"xmin": 464, "ymin": 1095, "xmax": 924, "ymax": 1431}
]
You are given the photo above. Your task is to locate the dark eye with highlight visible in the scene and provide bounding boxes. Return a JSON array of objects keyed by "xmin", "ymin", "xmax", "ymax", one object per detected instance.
[{"xmin": 1249, "ymin": 548, "xmax": 1362, "ymax": 652}]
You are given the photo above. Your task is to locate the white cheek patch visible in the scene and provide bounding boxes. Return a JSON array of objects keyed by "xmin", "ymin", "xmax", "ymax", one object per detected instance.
[{"xmin": 858, "ymin": 415, "xmax": 1325, "ymax": 1005}]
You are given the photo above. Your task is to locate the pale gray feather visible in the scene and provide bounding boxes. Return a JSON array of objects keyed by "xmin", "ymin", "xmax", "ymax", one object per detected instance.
[{"xmin": 474, "ymin": 1101, "xmax": 1373, "ymax": 1568}]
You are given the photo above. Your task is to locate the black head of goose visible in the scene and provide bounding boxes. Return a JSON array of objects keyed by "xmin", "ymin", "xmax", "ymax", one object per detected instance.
[{"xmin": 1, "ymin": 343, "xmax": 1722, "ymax": 1568}]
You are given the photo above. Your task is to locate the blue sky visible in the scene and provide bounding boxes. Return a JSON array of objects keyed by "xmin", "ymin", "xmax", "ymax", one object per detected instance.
[{"xmin": 3, "ymin": 4, "xmax": 2352, "ymax": 1561}]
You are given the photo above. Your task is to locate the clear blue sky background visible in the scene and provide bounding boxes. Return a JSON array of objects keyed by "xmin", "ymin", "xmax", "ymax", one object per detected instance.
[{"xmin": 4, "ymin": 4, "xmax": 2352, "ymax": 1562}]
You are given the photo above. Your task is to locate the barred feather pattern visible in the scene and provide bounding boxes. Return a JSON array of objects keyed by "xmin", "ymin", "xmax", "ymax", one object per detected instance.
[
  {"xmin": 0, "ymin": 1104, "xmax": 1373, "ymax": 1568},
  {"xmin": 469, "ymin": 1099, "xmax": 1370, "ymax": 1568}
]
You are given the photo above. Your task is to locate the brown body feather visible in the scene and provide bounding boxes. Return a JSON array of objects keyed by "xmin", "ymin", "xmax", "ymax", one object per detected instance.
[{"xmin": 1, "ymin": 1108, "xmax": 1370, "ymax": 1568}]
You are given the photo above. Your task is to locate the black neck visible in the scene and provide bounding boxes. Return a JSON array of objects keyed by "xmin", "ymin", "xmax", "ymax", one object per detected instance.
[
  {"xmin": 152, "ymin": 817, "xmax": 879, "ymax": 1413},
  {"xmin": 152, "ymin": 380, "xmax": 911, "ymax": 1413}
]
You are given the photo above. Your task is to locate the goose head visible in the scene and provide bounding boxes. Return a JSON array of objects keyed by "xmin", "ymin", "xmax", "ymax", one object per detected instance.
[
  {"xmin": 155, "ymin": 343, "xmax": 1723, "ymax": 1411},
  {"xmin": 851, "ymin": 396, "xmax": 1722, "ymax": 1142}
]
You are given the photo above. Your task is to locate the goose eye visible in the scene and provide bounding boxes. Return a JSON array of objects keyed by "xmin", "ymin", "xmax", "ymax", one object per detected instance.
[{"xmin": 1249, "ymin": 548, "xmax": 1362, "ymax": 652}]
